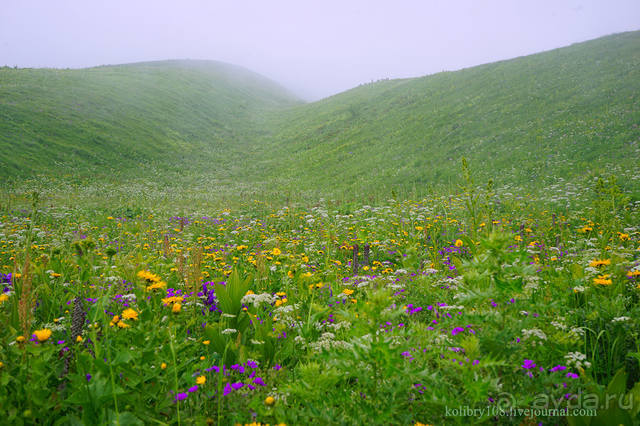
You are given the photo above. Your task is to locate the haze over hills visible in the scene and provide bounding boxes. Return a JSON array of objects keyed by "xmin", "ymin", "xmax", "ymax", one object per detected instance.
[
  {"xmin": 0, "ymin": 60, "xmax": 301, "ymax": 178},
  {"xmin": 1, "ymin": 31, "xmax": 639, "ymax": 197}
]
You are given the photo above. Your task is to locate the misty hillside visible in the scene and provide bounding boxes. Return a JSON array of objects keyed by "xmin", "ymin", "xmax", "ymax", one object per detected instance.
[
  {"xmin": 262, "ymin": 31, "xmax": 640, "ymax": 193},
  {"xmin": 1, "ymin": 32, "xmax": 639, "ymax": 195},
  {"xmin": 0, "ymin": 60, "xmax": 301, "ymax": 177}
]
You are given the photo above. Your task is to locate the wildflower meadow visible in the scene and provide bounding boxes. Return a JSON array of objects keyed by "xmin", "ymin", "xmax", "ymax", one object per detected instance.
[{"xmin": 1, "ymin": 170, "xmax": 639, "ymax": 425}]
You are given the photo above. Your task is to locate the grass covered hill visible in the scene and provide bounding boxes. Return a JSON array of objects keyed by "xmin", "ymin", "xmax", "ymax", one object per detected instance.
[
  {"xmin": 0, "ymin": 60, "xmax": 301, "ymax": 178},
  {"xmin": 263, "ymin": 31, "xmax": 640, "ymax": 194},
  {"xmin": 0, "ymin": 31, "xmax": 639, "ymax": 197}
]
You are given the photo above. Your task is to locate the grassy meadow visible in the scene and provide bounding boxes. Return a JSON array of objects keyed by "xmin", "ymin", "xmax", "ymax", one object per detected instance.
[{"xmin": 1, "ymin": 31, "xmax": 640, "ymax": 425}]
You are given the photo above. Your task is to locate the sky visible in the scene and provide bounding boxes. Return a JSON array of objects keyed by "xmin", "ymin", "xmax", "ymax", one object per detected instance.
[{"xmin": 1, "ymin": 1, "xmax": 639, "ymax": 100}]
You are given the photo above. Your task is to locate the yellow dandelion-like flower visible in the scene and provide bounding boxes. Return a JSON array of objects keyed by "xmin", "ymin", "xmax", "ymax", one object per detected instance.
[
  {"xmin": 272, "ymin": 248, "xmax": 281, "ymax": 256},
  {"xmin": 593, "ymin": 274, "xmax": 612, "ymax": 286},
  {"xmin": 343, "ymin": 289, "xmax": 354, "ymax": 296},
  {"xmin": 454, "ymin": 239, "xmax": 463, "ymax": 247},
  {"xmin": 265, "ymin": 396, "xmax": 275, "ymax": 406},
  {"xmin": 172, "ymin": 303, "xmax": 182, "ymax": 313},
  {"xmin": 116, "ymin": 321, "xmax": 130, "ymax": 328},
  {"xmin": 162, "ymin": 296, "xmax": 184, "ymax": 305},
  {"xmin": 121, "ymin": 308, "xmax": 139, "ymax": 321},
  {"xmin": 34, "ymin": 329, "xmax": 52, "ymax": 342},
  {"xmin": 196, "ymin": 376, "xmax": 206, "ymax": 385},
  {"xmin": 161, "ymin": 362, "xmax": 167, "ymax": 370},
  {"xmin": 589, "ymin": 259, "xmax": 611, "ymax": 267},
  {"xmin": 146, "ymin": 281, "xmax": 166, "ymax": 291},
  {"xmin": 0, "ymin": 294, "xmax": 8, "ymax": 304}
]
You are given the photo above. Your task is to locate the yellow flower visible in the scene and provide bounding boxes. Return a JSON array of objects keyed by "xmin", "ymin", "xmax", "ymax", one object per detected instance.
[
  {"xmin": 137, "ymin": 270, "xmax": 161, "ymax": 283},
  {"xmin": 16, "ymin": 335, "xmax": 25, "ymax": 342},
  {"xmin": 0, "ymin": 361, "xmax": 4, "ymax": 369},
  {"xmin": 121, "ymin": 308, "xmax": 139, "ymax": 321},
  {"xmin": 172, "ymin": 303, "xmax": 182, "ymax": 313},
  {"xmin": 593, "ymin": 274, "xmax": 612, "ymax": 286},
  {"xmin": 196, "ymin": 376, "xmax": 206, "ymax": 385},
  {"xmin": 76, "ymin": 335, "xmax": 83, "ymax": 343},
  {"xmin": 116, "ymin": 321, "xmax": 130, "ymax": 328},
  {"xmin": 454, "ymin": 239, "xmax": 463, "ymax": 247},
  {"xmin": 589, "ymin": 259, "xmax": 611, "ymax": 267},
  {"xmin": 34, "ymin": 329, "xmax": 52, "ymax": 342},
  {"xmin": 161, "ymin": 362, "xmax": 167, "ymax": 370},
  {"xmin": 287, "ymin": 270, "xmax": 295, "ymax": 278},
  {"xmin": 272, "ymin": 248, "xmax": 281, "ymax": 256},
  {"xmin": 415, "ymin": 226, "xmax": 423, "ymax": 231},
  {"xmin": 0, "ymin": 294, "xmax": 8, "ymax": 304},
  {"xmin": 265, "ymin": 396, "xmax": 275, "ymax": 406},
  {"xmin": 162, "ymin": 296, "xmax": 184, "ymax": 305},
  {"xmin": 146, "ymin": 281, "xmax": 166, "ymax": 291},
  {"xmin": 343, "ymin": 289, "xmax": 354, "ymax": 295},
  {"xmin": 203, "ymin": 340, "xmax": 210, "ymax": 345}
]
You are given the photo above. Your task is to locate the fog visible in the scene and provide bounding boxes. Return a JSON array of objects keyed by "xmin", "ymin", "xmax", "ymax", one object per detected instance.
[{"xmin": 1, "ymin": 0, "xmax": 639, "ymax": 100}]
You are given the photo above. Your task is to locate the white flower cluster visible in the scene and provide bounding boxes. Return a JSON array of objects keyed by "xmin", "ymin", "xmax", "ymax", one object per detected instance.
[
  {"xmin": 550, "ymin": 321, "xmax": 567, "ymax": 330},
  {"xmin": 568, "ymin": 327, "xmax": 585, "ymax": 338},
  {"xmin": 221, "ymin": 328, "xmax": 238, "ymax": 335},
  {"xmin": 565, "ymin": 351, "xmax": 591, "ymax": 369},
  {"xmin": 522, "ymin": 328, "xmax": 548, "ymax": 343},
  {"xmin": 241, "ymin": 292, "xmax": 276, "ymax": 307},
  {"xmin": 524, "ymin": 275, "xmax": 540, "ymax": 292},
  {"xmin": 612, "ymin": 316, "xmax": 631, "ymax": 323},
  {"xmin": 308, "ymin": 332, "xmax": 353, "ymax": 352}
]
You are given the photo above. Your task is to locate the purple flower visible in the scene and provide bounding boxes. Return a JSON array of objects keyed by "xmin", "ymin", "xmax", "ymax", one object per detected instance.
[
  {"xmin": 86, "ymin": 374, "xmax": 92, "ymax": 382},
  {"xmin": 231, "ymin": 382, "xmax": 244, "ymax": 390},
  {"xmin": 273, "ymin": 364, "xmax": 282, "ymax": 371},
  {"xmin": 522, "ymin": 359, "xmax": 536, "ymax": 369},
  {"xmin": 566, "ymin": 372, "xmax": 579, "ymax": 379},
  {"xmin": 223, "ymin": 383, "xmax": 232, "ymax": 396},
  {"xmin": 451, "ymin": 327, "xmax": 465, "ymax": 336},
  {"xmin": 550, "ymin": 365, "xmax": 566, "ymax": 372},
  {"xmin": 175, "ymin": 393, "xmax": 188, "ymax": 401},
  {"xmin": 253, "ymin": 377, "xmax": 266, "ymax": 386},
  {"xmin": 188, "ymin": 385, "xmax": 198, "ymax": 392}
]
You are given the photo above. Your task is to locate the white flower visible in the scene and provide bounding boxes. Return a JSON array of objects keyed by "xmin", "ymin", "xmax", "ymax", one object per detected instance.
[
  {"xmin": 565, "ymin": 351, "xmax": 591, "ymax": 369},
  {"xmin": 241, "ymin": 293, "xmax": 276, "ymax": 308},
  {"xmin": 612, "ymin": 316, "xmax": 631, "ymax": 323},
  {"xmin": 522, "ymin": 328, "xmax": 547, "ymax": 341},
  {"xmin": 221, "ymin": 328, "xmax": 238, "ymax": 335}
]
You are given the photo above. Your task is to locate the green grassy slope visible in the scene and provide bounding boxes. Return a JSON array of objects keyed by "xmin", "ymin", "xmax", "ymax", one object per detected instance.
[
  {"xmin": 1, "ymin": 32, "xmax": 639, "ymax": 198},
  {"xmin": 0, "ymin": 60, "xmax": 301, "ymax": 178},
  {"xmin": 262, "ymin": 31, "xmax": 640, "ymax": 194}
]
